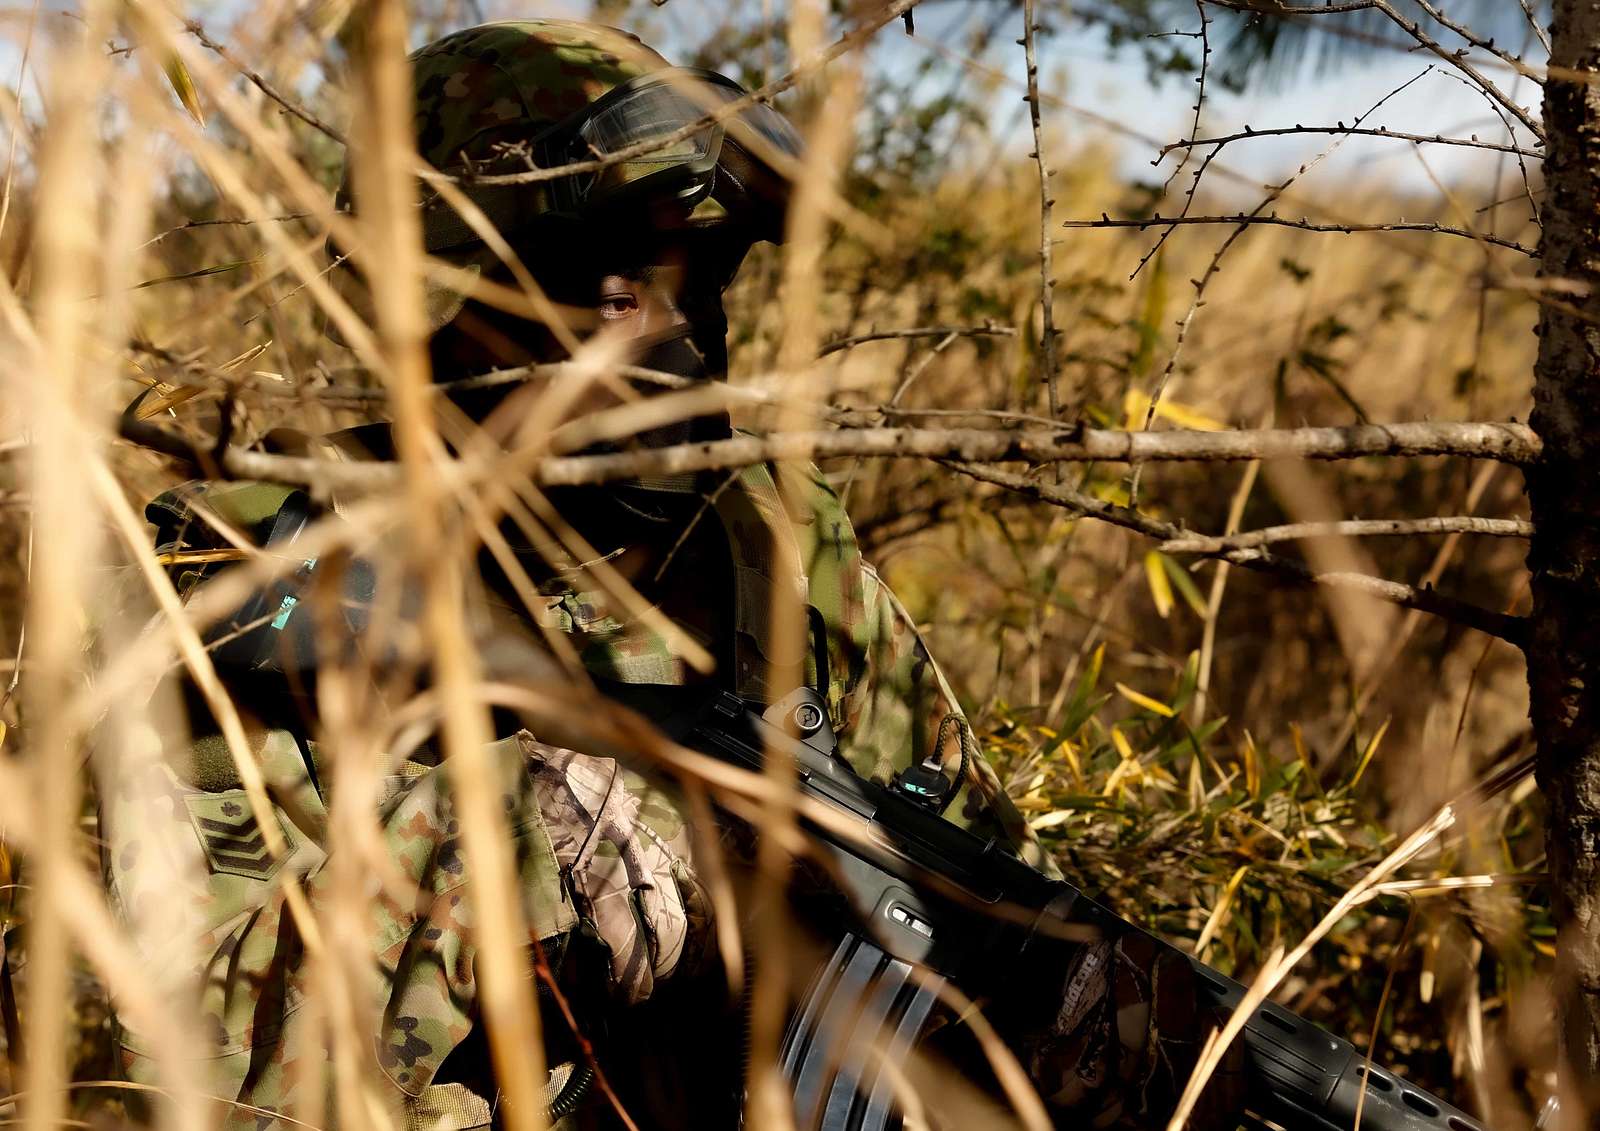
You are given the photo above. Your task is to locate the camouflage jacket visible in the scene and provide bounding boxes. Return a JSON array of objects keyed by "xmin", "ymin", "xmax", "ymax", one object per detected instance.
[{"xmin": 104, "ymin": 458, "xmax": 1049, "ymax": 1129}]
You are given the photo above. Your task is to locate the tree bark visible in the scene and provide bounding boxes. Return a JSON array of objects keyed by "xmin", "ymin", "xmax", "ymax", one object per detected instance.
[{"xmin": 1531, "ymin": 0, "xmax": 1600, "ymax": 1111}]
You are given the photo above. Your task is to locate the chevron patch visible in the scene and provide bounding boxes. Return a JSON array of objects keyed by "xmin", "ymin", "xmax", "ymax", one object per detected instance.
[{"xmin": 183, "ymin": 791, "xmax": 296, "ymax": 881}]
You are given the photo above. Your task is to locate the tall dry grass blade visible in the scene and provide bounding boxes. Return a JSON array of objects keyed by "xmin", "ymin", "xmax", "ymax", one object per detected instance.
[
  {"xmin": 344, "ymin": 0, "xmax": 549, "ymax": 1127},
  {"xmin": 15, "ymin": 6, "xmax": 116, "ymax": 1131},
  {"xmin": 745, "ymin": 7, "xmax": 863, "ymax": 1126},
  {"xmin": 1191, "ymin": 446, "xmax": 1261, "ymax": 726},
  {"xmin": 0, "ymin": 0, "xmax": 39, "ymax": 247}
]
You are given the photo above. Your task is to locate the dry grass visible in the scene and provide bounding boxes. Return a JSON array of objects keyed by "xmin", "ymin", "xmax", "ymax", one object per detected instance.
[{"xmin": 0, "ymin": 0, "xmax": 1553, "ymax": 1128}]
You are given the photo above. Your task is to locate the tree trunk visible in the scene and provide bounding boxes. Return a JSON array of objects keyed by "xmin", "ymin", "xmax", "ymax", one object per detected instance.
[{"xmin": 1531, "ymin": 0, "xmax": 1600, "ymax": 1112}]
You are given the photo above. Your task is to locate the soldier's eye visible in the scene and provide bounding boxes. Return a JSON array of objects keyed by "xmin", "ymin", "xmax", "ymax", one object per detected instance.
[{"xmin": 599, "ymin": 292, "xmax": 638, "ymax": 319}]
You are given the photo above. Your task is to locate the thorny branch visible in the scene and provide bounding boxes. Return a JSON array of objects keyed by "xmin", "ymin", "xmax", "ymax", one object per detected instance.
[
  {"xmin": 184, "ymin": 21, "xmax": 347, "ymax": 145},
  {"xmin": 1518, "ymin": 0, "xmax": 1553, "ymax": 56},
  {"xmin": 817, "ymin": 323, "xmax": 1016, "ymax": 356},
  {"xmin": 1201, "ymin": 0, "xmax": 1544, "ymax": 141},
  {"xmin": 1065, "ymin": 213, "xmax": 1535, "ymax": 256},
  {"xmin": 1161, "ymin": 516, "xmax": 1533, "ymax": 554},
  {"xmin": 1161, "ymin": 0, "xmax": 1212, "ymax": 201},
  {"xmin": 1395, "ymin": 0, "xmax": 1546, "ymax": 80},
  {"xmin": 1159, "ymin": 125, "xmax": 1542, "ymax": 163},
  {"xmin": 1129, "ymin": 68, "xmax": 1435, "ymax": 503},
  {"xmin": 139, "ymin": 211, "xmax": 312, "ymax": 250},
  {"xmin": 1441, "ymin": 69, "xmax": 1544, "ymax": 235},
  {"xmin": 1021, "ymin": 0, "xmax": 1062, "ymax": 418},
  {"xmin": 911, "ymin": 27, "xmax": 1452, "ymax": 268},
  {"xmin": 114, "ymin": 418, "xmax": 1543, "ymax": 496}
]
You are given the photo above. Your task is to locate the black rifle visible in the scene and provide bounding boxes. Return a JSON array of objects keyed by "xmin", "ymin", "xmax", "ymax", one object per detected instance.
[{"xmin": 688, "ymin": 687, "xmax": 1489, "ymax": 1131}]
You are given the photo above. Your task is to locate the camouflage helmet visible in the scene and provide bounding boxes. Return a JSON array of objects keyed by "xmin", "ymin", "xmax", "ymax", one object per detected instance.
[
  {"xmin": 334, "ymin": 19, "xmax": 798, "ymax": 333},
  {"xmin": 410, "ymin": 20, "xmax": 668, "ymax": 175}
]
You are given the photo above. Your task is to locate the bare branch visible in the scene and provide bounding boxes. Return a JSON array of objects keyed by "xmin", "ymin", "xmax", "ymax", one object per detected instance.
[
  {"xmin": 1020, "ymin": 0, "xmax": 1062, "ymax": 416},
  {"xmin": 1161, "ymin": 0, "xmax": 1213, "ymax": 198},
  {"xmin": 945, "ymin": 461, "xmax": 1527, "ymax": 646},
  {"xmin": 1133, "ymin": 64, "xmax": 1432, "ymax": 283},
  {"xmin": 1519, "ymin": 0, "xmax": 1554, "ymax": 56},
  {"xmin": 1404, "ymin": 0, "xmax": 1546, "ymax": 80},
  {"xmin": 118, "ymin": 419, "xmax": 1541, "ymax": 497},
  {"xmin": 817, "ymin": 323, "xmax": 1015, "ymax": 356},
  {"xmin": 491, "ymin": 419, "xmax": 1550, "ymax": 481},
  {"xmin": 1064, "ymin": 213, "xmax": 1535, "ymax": 255},
  {"xmin": 138, "ymin": 211, "xmax": 311, "ymax": 250},
  {"xmin": 1161, "ymin": 516, "xmax": 1533, "ymax": 553},
  {"xmin": 185, "ymin": 21, "xmax": 347, "ymax": 145},
  {"xmin": 1160, "ymin": 125, "xmax": 1541, "ymax": 162},
  {"xmin": 1202, "ymin": 0, "xmax": 1544, "ymax": 140}
]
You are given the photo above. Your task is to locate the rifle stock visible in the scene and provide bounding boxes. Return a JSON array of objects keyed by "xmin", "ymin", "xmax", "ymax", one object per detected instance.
[{"xmin": 688, "ymin": 689, "xmax": 1487, "ymax": 1131}]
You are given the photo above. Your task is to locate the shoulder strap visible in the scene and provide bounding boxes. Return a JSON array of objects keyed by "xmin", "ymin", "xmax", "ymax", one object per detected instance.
[{"xmin": 712, "ymin": 463, "xmax": 811, "ymax": 703}]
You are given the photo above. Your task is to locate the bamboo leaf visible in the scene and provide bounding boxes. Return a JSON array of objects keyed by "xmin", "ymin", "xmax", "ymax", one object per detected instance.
[
  {"xmin": 1350, "ymin": 717, "xmax": 1391, "ymax": 788},
  {"xmin": 1144, "ymin": 550, "xmax": 1174, "ymax": 619},
  {"xmin": 1058, "ymin": 644, "xmax": 1109, "ymax": 736},
  {"xmin": 1117, "ymin": 682, "xmax": 1176, "ymax": 718},
  {"xmin": 1160, "ymin": 554, "xmax": 1211, "ymax": 618},
  {"xmin": 1130, "ymin": 250, "xmax": 1168, "ymax": 378},
  {"xmin": 1290, "ymin": 722, "xmax": 1323, "ymax": 793},
  {"xmin": 1154, "ymin": 398, "xmax": 1227, "ymax": 432},
  {"xmin": 1195, "ymin": 864, "xmax": 1250, "ymax": 960},
  {"xmin": 1060, "ymin": 692, "xmax": 1113, "ymax": 743},
  {"xmin": 1028, "ymin": 809, "xmax": 1077, "ymax": 831},
  {"xmin": 163, "ymin": 54, "xmax": 206, "ymax": 127},
  {"xmin": 1171, "ymin": 649, "xmax": 1200, "ymax": 712},
  {"xmin": 1124, "ymin": 388, "xmax": 1228, "ymax": 432},
  {"xmin": 1191, "ymin": 716, "xmax": 1228, "ymax": 746}
]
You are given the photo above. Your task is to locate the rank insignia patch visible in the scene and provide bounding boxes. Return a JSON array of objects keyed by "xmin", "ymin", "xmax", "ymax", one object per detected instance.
[{"xmin": 183, "ymin": 791, "xmax": 296, "ymax": 881}]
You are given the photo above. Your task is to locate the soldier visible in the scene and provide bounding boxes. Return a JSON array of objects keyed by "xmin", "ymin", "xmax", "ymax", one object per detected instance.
[{"xmin": 103, "ymin": 19, "xmax": 1237, "ymax": 1131}]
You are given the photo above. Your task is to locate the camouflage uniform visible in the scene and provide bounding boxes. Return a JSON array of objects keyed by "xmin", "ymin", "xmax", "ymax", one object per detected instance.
[
  {"xmin": 106, "ymin": 464, "xmax": 1045, "ymax": 1129},
  {"xmin": 103, "ymin": 20, "xmax": 1051, "ymax": 1130}
]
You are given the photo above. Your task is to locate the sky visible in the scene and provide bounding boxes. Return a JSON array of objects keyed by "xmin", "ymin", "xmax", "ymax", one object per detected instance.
[
  {"xmin": 467, "ymin": 0, "xmax": 1539, "ymax": 203},
  {"xmin": 881, "ymin": 3, "xmax": 1544, "ymax": 201},
  {"xmin": 0, "ymin": 0, "xmax": 1539, "ymax": 207},
  {"xmin": 1062, "ymin": 46, "xmax": 1541, "ymax": 196}
]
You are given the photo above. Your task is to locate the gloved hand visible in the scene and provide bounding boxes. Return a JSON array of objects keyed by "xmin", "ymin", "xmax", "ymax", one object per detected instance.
[
  {"xmin": 522, "ymin": 736, "xmax": 713, "ymax": 1006},
  {"xmin": 1019, "ymin": 932, "xmax": 1248, "ymax": 1130}
]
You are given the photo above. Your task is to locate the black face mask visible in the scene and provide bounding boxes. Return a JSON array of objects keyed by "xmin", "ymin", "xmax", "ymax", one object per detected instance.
[
  {"xmin": 630, "ymin": 327, "xmax": 731, "ymax": 448},
  {"xmin": 636, "ymin": 329, "xmax": 710, "ymax": 383}
]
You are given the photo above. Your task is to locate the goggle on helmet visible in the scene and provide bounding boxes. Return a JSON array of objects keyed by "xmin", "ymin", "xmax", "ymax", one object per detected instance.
[{"xmin": 420, "ymin": 67, "xmax": 804, "ymax": 258}]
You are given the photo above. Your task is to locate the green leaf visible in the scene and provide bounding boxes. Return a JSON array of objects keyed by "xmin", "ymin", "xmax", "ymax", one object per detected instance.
[
  {"xmin": 1190, "ymin": 716, "xmax": 1229, "ymax": 746},
  {"xmin": 1349, "ymin": 718, "xmax": 1390, "ymax": 788},
  {"xmin": 164, "ymin": 54, "xmax": 206, "ymax": 127},
  {"xmin": 1060, "ymin": 692, "xmax": 1113, "ymax": 742},
  {"xmin": 1160, "ymin": 553, "xmax": 1211, "ymax": 618},
  {"xmin": 1144, "ymin": 550, "xmax": 1174, "ymax": 619},
  {"xmin": 1130, "ymin": 251, "xmax": 1169, "ymax": 377},
  {"xmin": 1117, "ymin": 682, "xmax": 1176, "ymax": 717},
  {"xmin": 1171, "ymin": 650, "xmax": 1200, "ymax": 712}
]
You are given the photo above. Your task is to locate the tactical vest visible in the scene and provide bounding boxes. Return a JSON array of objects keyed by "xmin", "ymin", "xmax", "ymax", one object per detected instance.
[
  {"xmin": 135, "ymin": 454, "xmax": 1043, "ymax": 1128},
  {"xmin": 145, "ymin": 459, "xmax": 853, "ymax": 733},
  {"xmin": 136, "ymin": 462, "xmax": 870, "ymax": 1131}
]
